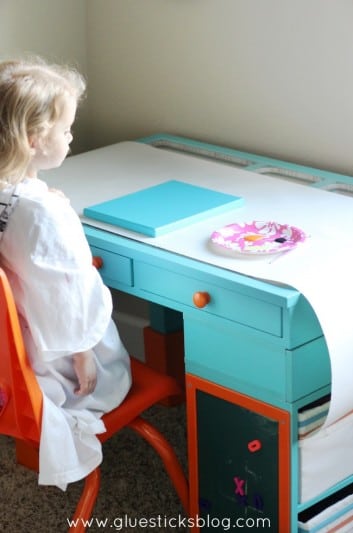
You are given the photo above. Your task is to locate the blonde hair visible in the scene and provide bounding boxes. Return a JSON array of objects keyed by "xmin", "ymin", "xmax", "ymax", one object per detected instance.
[{"xmin": 0, "ymin": 57, "xmax": 86, "ymax": 188}]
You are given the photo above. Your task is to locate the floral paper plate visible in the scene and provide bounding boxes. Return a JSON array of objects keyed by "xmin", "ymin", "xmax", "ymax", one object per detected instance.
[{"xmin": 210, "ymin": 221, "xmax": 306, "ymax": 255}]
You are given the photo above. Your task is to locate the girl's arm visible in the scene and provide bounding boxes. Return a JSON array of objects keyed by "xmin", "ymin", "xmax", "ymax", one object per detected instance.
[{"xmin": 72, "ymin": 349, "xmax": 97, "ymax": 395}]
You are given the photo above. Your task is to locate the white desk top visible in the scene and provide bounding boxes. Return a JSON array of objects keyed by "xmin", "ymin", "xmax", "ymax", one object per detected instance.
[
  {"xmin": 43, "ymin": 142, "xmax": 351, "ymax": 271},
  {"xmin": 43, "ymin": 141, "xmax": 353, "ymax": 429}
]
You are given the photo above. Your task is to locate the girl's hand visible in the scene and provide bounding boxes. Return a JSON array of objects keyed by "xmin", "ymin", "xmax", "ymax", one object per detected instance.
[{"xmin": 73, "ymin": 350, "xmax": 97, "ymax": 396}]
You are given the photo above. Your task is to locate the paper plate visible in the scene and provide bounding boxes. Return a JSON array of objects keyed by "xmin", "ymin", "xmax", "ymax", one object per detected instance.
[{"xmin": 210, "ymin": 221, "xmax": 306, "ymax": 255}]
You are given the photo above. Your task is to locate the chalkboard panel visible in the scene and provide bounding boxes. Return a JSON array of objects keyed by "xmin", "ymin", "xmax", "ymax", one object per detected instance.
[{"xmin": 196, "ymin": 390, "xmax": 279, "ymax": 531}]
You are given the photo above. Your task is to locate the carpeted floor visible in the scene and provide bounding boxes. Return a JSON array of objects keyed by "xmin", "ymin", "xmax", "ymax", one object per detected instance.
[{"xmin": 0, "ymin": 404, "xmax": 188, "ymax": 533}]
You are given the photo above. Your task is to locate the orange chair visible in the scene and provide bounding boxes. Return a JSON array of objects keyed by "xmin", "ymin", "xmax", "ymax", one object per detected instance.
[{"xmin": 0, "ymin": 267, "xmax": 189, "ymax": 532}]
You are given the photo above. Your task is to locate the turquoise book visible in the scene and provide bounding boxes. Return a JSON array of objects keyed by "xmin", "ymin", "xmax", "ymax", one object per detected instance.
[{"xmin": 83, "ymin": 180, "xmax": 244, "ymax": 237}]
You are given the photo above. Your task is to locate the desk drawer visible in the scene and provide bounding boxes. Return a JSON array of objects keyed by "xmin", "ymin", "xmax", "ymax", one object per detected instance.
[
  {"xmin": 134, "ymin": 261, "xmax": 282, "ymax": 336},
  {"xmin": 184, "ymin": 317, "xmax": 285, "ymax": 399},
  {"xmin": 90, "ymin": 246, "xmax": 133, "ymax": 287},
  {"xmin": 184, "ymin": 318, "xmax": 329, "ymax": 402}
]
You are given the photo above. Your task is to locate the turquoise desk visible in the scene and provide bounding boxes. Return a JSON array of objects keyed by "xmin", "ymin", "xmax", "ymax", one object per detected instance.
[{"xmin": 44, "ymin": 134, "xmax": 353, "ymax": 532}]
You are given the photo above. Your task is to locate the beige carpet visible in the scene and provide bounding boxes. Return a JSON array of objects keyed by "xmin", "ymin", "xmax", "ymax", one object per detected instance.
[{"xmin": 0, "ymin": 404, "xmax": 188, "ymax": 533}]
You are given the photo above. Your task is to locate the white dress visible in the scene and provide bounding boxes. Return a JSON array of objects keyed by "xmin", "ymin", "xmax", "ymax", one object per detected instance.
[{"xmin": 0, "ymin": 178, "xmax": 132, "ymax": 489}]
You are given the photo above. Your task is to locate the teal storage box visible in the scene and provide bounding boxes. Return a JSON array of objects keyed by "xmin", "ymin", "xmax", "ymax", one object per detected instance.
[{"xmin": 83, "ymin": 179, "xmax": 244, "ymax": 237}]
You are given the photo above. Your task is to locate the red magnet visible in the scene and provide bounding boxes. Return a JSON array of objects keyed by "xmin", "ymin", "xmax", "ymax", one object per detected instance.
[{"xmin": 248, "ymin": 439, "xmax": 262, "ymax": 452}]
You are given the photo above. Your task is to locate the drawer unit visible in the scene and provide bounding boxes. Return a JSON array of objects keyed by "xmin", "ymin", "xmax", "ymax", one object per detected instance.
[
  {"xmin": 86, "ymin": 225, "xmax": 323, "ymax": 349},
  {"xmin": 90, "ymin": 245, "xmax": 133, "ymax": 288},
  {"xmin": 134, "ymin": 261, "xmax": 282, "ymax": 336}
]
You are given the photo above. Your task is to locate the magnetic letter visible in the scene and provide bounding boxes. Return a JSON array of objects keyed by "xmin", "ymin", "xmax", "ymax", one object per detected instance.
[{"xmin": 233, "ymin": 476, "xmax": 245, "ymax": 496}]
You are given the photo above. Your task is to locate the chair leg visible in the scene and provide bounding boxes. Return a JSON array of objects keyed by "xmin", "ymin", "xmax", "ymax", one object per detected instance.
[
  {"xmin": 69, "ymin": 467, "xmax": 101, "ymax": 533},
  {"xmin": 128, "ymin": 416, "xmax": 189, "ymax": 515}
]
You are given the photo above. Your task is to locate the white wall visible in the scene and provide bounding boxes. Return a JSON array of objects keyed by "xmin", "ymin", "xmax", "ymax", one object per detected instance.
[
  {"xmin": 86, "ymin": 0, "xmax": 353, "ymax": 175},
  {"xmin": 2, "ymin": 1, "xmax": 353, "ymax": 175},
  {"xmin": 0, "ymin": 0, "xmax": 88, "ymax": 153}
]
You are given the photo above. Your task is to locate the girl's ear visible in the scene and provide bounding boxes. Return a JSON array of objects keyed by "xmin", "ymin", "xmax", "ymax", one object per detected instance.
[
  {"xmin": 28, "ymin": 135, "xmax": 37, "ymax": 152},
  {"xmin": 28, "ymin": 134, "xmax": 43, "ymax": 155}
]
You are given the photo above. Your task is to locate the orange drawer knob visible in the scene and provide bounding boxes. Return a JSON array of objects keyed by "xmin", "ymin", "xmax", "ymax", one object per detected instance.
[
  {"xmin": 92, "ymin": 256, "xmax": 103, "ymax": 269},
  {"xmin": 193, "ymin": 291, "xmax": 211, "ymax": 308}
]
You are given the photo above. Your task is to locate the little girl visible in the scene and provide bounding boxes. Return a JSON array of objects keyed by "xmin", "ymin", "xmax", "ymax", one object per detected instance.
[{"xmin": 0, "ymin": 57, "xmax": 131, "ymax": 489}]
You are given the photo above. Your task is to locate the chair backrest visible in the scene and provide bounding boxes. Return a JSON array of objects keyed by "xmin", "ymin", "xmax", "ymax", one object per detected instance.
[{"xmin": 0, "ymin": 267, "xmax": 42, "ymax": 443}]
